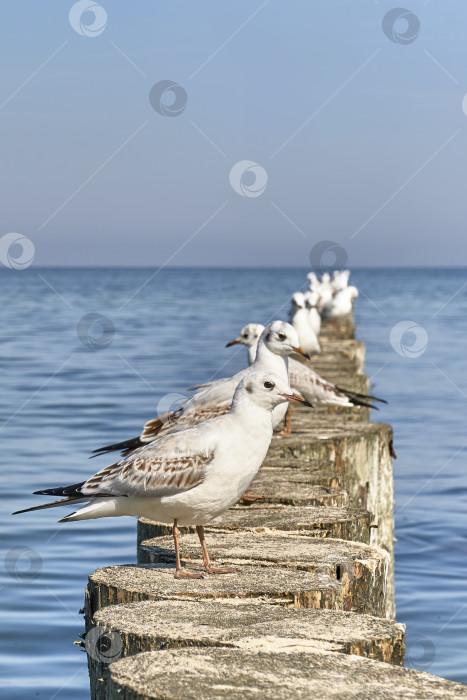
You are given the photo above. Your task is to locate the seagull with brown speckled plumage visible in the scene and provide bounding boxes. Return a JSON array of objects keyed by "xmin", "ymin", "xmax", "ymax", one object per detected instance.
[{"xmin": 13, "ymin": 371, "xmax": 311, "ymax": 579}]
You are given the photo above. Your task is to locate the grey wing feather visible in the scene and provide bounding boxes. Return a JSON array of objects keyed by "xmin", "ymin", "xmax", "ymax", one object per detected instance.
[{"xmin": 289, "ymin": 360, "xmax": 351, "ymax": 406}]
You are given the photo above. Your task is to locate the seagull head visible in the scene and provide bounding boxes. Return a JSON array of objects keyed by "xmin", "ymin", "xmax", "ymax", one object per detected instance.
[
  {"xmin": 261, "ymin": 320, "xmax": 310, "ymax": 360},
  {"xmin": 291, "ymin": 292, "xmax": 306, "ymax": 309},
  {"xmin": 225, "ymin": 323, "xmax": 265, "ymax": 349},
  {"xmin": 304, "ymin": 290, "xmax": 319, "ymax": 309},
  {"xmin": 235, "ymin": 371, "xmax": 313, "ymax": 411}
]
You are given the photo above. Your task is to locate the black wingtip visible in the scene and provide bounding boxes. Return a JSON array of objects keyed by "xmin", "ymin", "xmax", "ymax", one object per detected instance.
[
  {"xmin": 91, "ymin": 435, "xmax": 144, "ymax": 458},
  {"xmin": 335, "ymin": 386, "xmax": 385, "ymax": 410}
]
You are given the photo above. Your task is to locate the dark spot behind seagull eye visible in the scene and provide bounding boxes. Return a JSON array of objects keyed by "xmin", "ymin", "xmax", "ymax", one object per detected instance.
[
  {"xmin": 264, "ymin": 381, "xmax": 274, "ymax": 389},
  {"xmin": 278, "ymin": 333, "xmax": 286, "ymax": 341}
]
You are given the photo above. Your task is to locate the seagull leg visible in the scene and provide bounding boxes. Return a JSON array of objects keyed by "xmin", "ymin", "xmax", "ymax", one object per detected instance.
[
  {"xmin": 173, "ymin": 519, "xmax": 204, "ymax": 579},
  {"xmin": 274, "ymin": 405, "xmax": 292, "ymax": 436},
  {"xmin": 196, "ymin": 525, "xmax": 237, "ymax": 575}
]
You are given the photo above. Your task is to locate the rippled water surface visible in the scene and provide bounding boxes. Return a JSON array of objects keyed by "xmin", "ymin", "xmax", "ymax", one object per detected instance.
[{"xmin": 1, "ymin": 266, "xmax": 467, "ymax": 696}]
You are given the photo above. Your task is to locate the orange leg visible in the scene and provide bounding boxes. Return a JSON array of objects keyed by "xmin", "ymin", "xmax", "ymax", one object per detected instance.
[
  {"xmin": 196, "ymin": 525, "xmax": 237, "ymax": 575},
  {"xmin": 240, "ymin": 491, "xmax": 263, "ymax": 505},
  {"xmin": 173, "ymin": 519, "xmax": 204, "ymax": 579}
]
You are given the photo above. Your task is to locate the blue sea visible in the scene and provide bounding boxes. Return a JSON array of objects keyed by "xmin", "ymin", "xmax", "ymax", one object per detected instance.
[{"xmin": 1, "ymin": 267, "xmax": 467, "ymax": 697}]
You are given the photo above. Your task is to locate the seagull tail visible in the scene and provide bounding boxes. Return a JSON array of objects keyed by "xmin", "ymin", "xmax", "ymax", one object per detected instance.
[{"xmin": 58, "ymin": 498, "xmax": 122, "ymax": 522}]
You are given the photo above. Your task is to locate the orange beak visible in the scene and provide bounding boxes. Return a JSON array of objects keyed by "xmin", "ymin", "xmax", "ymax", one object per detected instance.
[
  {"xmin": 292, "ymin": 345, "xmax": 311, "ymax": 361},
  {"xmin": 225, "ymin": 338, "xmax": 241, "ymax": 347},
  {"xmin": 282, "ymin": 392, "xmax": 313, "ymax": 408}
]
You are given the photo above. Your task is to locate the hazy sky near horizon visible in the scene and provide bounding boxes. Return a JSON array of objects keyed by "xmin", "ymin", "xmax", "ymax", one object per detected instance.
[{"xmin": 2, "ymin": 1, "xmax": 467, "ymax": 268}]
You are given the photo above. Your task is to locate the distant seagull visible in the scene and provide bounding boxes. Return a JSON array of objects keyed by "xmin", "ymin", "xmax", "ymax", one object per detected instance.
[
  {"xmin": 92, "ymin": 321, "xmax": 309, "ymax": 458},
  {"xmin": 321, "ymin": 286, "xmax": 359, "ymax": 319},
  {"xmin": 303, "ymin": 290, "xmax": 321, "ymax": 337},
  {"xmin": 14, "ymin": 372, "xmax": 311, "ymax": 579},
  {"xmin": 288, "ymin": 293, "xmax": 321, "ymax": 356},
  {"xmin": 225, "ymin": 323, "xmax": 264, "ymax": 365},
  {"xmin": 226, "ymin": 323, "xmax": 386, "ymax": 410}
]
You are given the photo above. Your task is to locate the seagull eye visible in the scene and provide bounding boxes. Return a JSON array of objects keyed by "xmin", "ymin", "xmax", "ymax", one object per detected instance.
[
  {"xmin": 278, "ymin": 333, "xmax": 286, "ymax": 341},
  {"xmin": 264, "ymin": 381, "xmax": 275, "ymax": 389},
  {"xmin": 242, "ymin": 333, "xmax": 248, "ymax": 338}
]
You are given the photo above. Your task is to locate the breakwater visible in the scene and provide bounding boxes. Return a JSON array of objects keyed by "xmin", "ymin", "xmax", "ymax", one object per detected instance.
[{"xmin": 82, "ymin": 314, "xmax": 467, "ymax": 699}]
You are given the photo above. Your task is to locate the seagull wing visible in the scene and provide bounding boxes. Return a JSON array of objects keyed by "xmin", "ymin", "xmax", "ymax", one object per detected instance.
[
  {"xmin": 92, "ymin": 370, "xmax": 248, "ymax": 458},
  {"xmin": 15, "ymin": 422, "xmax": 221, "ymax": 515},
  {"xmin": 83, "ymin": 430, "xmax": 217, "ymax": 498},
  {"xmin": 289, "ymin": 360, "xmax": 351, "ymax": 406}
]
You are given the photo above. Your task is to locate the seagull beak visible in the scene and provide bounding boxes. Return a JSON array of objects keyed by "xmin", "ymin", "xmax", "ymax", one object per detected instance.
[
  {"xmin": 292, "ymin": 345, "xmax": 311, "ymax": 361},
  {"xmin": 226, "ymin": 338, "xmax": 241, "ymax": 347},
  {"xmin": 282, "ymin": 392, "xmax": 313, "ymax": 408}
]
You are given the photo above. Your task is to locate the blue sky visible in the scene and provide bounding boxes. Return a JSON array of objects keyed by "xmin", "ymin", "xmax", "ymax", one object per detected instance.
[{"xmin": 1, "ymin": 0, "xmax": 466, "ymax": 267}]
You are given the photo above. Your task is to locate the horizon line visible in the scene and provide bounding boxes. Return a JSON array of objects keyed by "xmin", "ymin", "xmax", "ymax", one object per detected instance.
[{"xmin": 3, "ymin": 264, "xmax": 467, "ymax": 270}]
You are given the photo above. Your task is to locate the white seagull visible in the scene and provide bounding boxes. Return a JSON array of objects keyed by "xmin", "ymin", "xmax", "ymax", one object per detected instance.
[
  {"xmin": 226, "ymin": 323, "xmax": 386, "ymax": 410},
  {"xmin": 288, "ymin": 292, "xmax": 321, "ymax": 356},
  {"xmin": 92, "ymin": 321, "xmax": 309, "ymax": 458},
  {"xmin": 321, "ymin": 285, "xmax": 359, "ymax": 319},
  {"xmin": 225, "ymin": 323, "xmax": 264, "ymax": 365},
  {"xmin": 303, "ymin": 290, "xmax": 321, "ymax": 337},
  {"xmin": 14, "ymin": 372, "xmax": 311, "ymax": 579}
]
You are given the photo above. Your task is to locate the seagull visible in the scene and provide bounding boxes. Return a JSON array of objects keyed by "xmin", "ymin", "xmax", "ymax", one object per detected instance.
[
  {"xmin": 288, "ymin": 293, "xmax": 321, "ymax": 356},
  {"xmin": 303, "ymin": 290, "xmax": 321, "ymax": 337},
  {"xmin": 331, "ymin": 269, "xmax": 351, "ymax": 293},
  {"xmin": 225, "ymin": 323, "xmax": 264, "ymax": 365},
  {"xmin": 321, "ymin": 286, "xmax": 358, "ymax": 319},
  {"xmin": 14, "ymin": 372, "xmax": 311, "ymax": 579},
  {"xmin": 226, "ymin": 323, "xmax": 386, "ymax": 410},
  {"xmin": 92, "ymin": 321, "xmax": 309, "ymax": 458}
]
